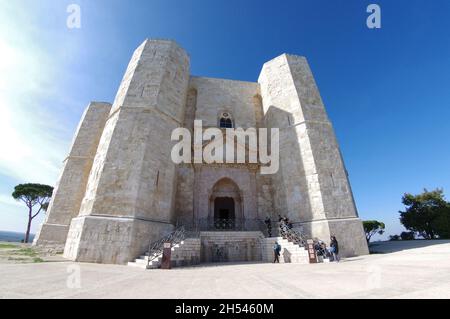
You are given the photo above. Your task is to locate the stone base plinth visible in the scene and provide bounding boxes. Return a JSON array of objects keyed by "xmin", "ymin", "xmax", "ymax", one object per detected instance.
[
  {"xmin": 299, "ymin": 217, "xmax": 369, "ymax": 257},
  {"xmin": 63, "ymin": 215, "xmax": 174, "ymax": 264},
  {"xmin": 200, "ymin": 231, "xmax": 263, "ymax": 263},
  {"xmin": 33, "ymin": 223, "xmax": 69, "ymax": 251}
]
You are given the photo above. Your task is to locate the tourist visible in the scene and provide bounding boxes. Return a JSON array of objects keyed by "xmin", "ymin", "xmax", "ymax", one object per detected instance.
[
  {"xmin": 329, "ymin": 236, "xmax": 340, "ymax": 262},
  {"xmin": 281, "ymin": 216, "xmax": 293, "ymax": 229},
  {"xmin": 314, "ymin": 240, "xmax": 325, "ymax": 257},
  {"xmin": 273, "ymin": 241, "xmax": 281, "ymax": 263},
  {"xmin": 264, "ymin": 217, "xmax": 272, "ymax": 237}
]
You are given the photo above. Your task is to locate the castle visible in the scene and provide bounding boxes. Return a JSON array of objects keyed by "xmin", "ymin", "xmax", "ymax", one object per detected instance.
[{"xmin": 34, "ymin": 39, "xmax": 369, "ymax": 264}]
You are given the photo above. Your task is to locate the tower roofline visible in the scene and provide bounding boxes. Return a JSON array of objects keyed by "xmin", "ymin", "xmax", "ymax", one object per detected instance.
[{"xmin": 138, "ymin": 38, "xmax": 190, "ymax": 58}]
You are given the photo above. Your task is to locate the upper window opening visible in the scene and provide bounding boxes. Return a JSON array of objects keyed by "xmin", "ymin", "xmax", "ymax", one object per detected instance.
[
  {"xmin": 219, "ymin": 112, "xmax": 233, "ymax": 128},
  {"xmin": 220, "ymin": 118, "xmax": 233, "ymax": 128}
]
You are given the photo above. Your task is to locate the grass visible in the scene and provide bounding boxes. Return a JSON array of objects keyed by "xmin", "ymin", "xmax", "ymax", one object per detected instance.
[
  {"xmin": 33, "ymin": 257, "xmax": 44, "ymax": 263},
  {"xmin": 0, "ymin": 243, "xmax": 19, "ymax": 249},
  {"xmin": 0, "ymin": 244, "xmax": 60, "ymax": 264},
  {"xmin": 8, "ymin": 257, "xmax": 27, "ymax": 261},
  {"xmin": 15, "ymin": 248, "xmax": 38, "ymax": 257},
  {"xmin": 0, "ymin": 245, "xmax": 43, "ymax": 263}
]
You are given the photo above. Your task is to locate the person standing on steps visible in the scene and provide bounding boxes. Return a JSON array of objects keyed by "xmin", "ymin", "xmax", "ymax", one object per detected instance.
[
  {"xmin": 273, "ymin": 241, "xmax": 281, "ymax": 263},
  {"xmin": 329, "ymin": 236, "xmax": 340, "ymax": 262}
]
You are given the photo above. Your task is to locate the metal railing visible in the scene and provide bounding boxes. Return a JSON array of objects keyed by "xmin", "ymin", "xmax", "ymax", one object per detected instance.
[
  {"xmin": 170, "ymin": 218, "xmax": 309, "ymax": 246},
  {"xmin": 146, "ymin": 226, "xmax": 186, "ymax": 267},
  {"xmin": 278, "ymin": 222, "xmax": 308, "ymax": 247},
  {"xmin": 178, "ymin": 218, "xmax": 275, "ymax": 234}
]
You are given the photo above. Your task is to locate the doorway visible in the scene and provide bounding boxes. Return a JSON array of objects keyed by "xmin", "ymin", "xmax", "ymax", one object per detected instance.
[{"xmin": 214, "ymin": 197, "xmax": 235, "ymax": 229}]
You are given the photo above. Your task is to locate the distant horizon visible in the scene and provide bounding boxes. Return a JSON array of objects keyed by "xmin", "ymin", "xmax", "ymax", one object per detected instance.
[
  {"xmin": 0, "ymin": 230, "xmax": 35, "ymax": 243},
  {"xmin": 0, "ymin": 230, "xmax": 35, "ymax": 235}
]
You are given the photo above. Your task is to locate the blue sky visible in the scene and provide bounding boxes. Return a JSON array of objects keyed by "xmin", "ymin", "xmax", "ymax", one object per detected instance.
[{"xmin": 0, "ymin": 0, "xmax": 449, "ymax": 240}]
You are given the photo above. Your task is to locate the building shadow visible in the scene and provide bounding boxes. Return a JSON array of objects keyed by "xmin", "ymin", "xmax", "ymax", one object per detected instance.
[
  {"xmin": 282, "ymin": 248, "xmax": 292, "ymax": 263},
  {"xmin": 369, "ymin": 239, "xmax": 450, "ymax": 254}
]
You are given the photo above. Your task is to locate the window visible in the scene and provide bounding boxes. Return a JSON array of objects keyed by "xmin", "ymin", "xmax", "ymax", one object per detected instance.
[
  {"xmin": 220, "ymin": 118, "xmax": 233, "ymax": 128},
  {"xmin": 219, "ymin": 112, "xmax": 233, "ymax": 128}
]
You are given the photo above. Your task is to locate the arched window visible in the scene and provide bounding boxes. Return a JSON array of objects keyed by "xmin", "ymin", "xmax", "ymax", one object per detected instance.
[
  {"xmin": 219, "ymin": 112, "xmax": 233, "ymax": 128},
  {"xmin": 220, "ymin": 118, "xmax": 233, "ymax": 128}
]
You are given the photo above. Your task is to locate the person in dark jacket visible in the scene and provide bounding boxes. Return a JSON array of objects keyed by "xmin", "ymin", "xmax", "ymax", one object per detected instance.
[
  {"xmin": 273, "ymin": 241, "xmax": 281, "ymax": 263},
  {"xmin": 329, "ymin": 236, "xmax": 339, "ymax": 262}
]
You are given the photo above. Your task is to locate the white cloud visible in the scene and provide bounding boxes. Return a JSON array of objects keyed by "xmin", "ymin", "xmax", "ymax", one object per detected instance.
[
  {"xmin": 0, "ymin": 194, "xmax": 23, "ymax": 208},
  {"xmin": 0, "ymin": 2, "xmax": 77, "ymax": 185},
  {"xmin": 0, "ymin": 1, "xmax": 94, "ymax": 232}
]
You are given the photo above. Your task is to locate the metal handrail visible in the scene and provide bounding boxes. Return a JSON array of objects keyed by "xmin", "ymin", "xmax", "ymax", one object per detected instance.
[
  {"xmin": 146, "ymin": 226, "xmax": 186, "ymax": 267},
  {"xmin": 278, "ymin": 222, "xmax": 308, "ymax": 247},
  {"xmin": 177, "ymin": 218, "xmax": 277, "ymax": 234}
]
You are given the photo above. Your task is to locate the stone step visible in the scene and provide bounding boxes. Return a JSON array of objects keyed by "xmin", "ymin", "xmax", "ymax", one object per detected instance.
[
  {"xmin": 129, "ymin": 237, "xmax": 201, "ymax": 270},
  {"xmin": 127, "ymin": 262, "xmax": 156, "ymax": 269},
  {"xmin": 139, "ymin": 255, "xmax": 163, "ymax": 261},
  {"xmin": 263, "ymin": 250, "xmax": 308, "ymax": 254},
  {"xmin": 262, "ymin": 235, "xmax": 310, "ymax": 264},
  {"xmin": 134, "ymin": 258, "xmax": 161, "ymax": 266},
  {"xmin": 263, "ymin": 247, "xmax": 307, "ymax": 252}
]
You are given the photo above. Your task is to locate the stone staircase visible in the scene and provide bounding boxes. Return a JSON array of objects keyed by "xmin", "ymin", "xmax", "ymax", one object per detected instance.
[
  {"xmin": 127, "ymin": 238, "xmax": 201, "ymax": 269},
  {"xmin": 128, "ymin": 230, "xmax": 311, "ymax": 269},
  {"xmin": 261, "ymin": 236, "xmax": 310, "ymax": 264}
]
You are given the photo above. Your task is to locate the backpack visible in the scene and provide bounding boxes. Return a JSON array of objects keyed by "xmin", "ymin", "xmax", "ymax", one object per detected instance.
[{"xmin": 274, "ymin": 244, "xmax": 281, "ymax": 254}]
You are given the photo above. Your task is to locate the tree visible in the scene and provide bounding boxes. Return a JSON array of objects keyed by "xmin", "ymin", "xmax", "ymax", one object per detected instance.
[
  {"xmin": 389, "ymin": 234, "xmax": 401, "ymax": 241},
  {"xmin": 400, "ymin": 231, "xmax": 415, "ymax": 240},
  {"xmin": 399, "ymin": 188, "xmax": 448, "ymax": 239},
  {"xmin": 12, "ymin": 183, "xmax": 53, "ymax": 243},
  {"xmin": 434, "ymin": 205, "xmax": 450, "ymax": 239},
  {"xmin": 363, "ymin": 220, "xmax": 385, "ymax": 242}
]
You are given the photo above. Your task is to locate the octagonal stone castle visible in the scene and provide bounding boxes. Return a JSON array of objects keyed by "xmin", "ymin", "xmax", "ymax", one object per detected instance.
[{"xmin": 34, "ymin": 39, "xmax": 369, "ymax": 265}]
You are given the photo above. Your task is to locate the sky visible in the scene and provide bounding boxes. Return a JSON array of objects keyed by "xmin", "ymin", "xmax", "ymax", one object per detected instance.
[{"xmin": 0, "ymin": 0, "xmax": 449, "ymax": 240}]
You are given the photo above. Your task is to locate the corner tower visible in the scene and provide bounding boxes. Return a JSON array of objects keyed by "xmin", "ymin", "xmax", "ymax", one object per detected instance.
[
  {"xmin": 33, "ymin": 102, "xmax": 112, "ymax": 249},
  {"xmin": 63, "ymin": 39, "xmax": 190, "ymax": 264},
  {"xmin": 259, "ymin": 54, "xmax": 368, "ymax": 256}
]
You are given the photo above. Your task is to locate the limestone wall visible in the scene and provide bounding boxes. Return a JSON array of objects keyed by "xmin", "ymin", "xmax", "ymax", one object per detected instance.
[
  {"xmin": 259, "ymin": 54, "xmax": 368, "ymax": 256},
  {"xmin": 189, "ymin": 77, "xmax": 259, "ymax": 129},
  {"xmin": 64, "ymin": 39, "xmax": 190, "ymax": 264},
  {"xmin": 259, "ymin": 56, "xmax": 309, "ymax": 221},
  {"xmin": 174, "ymin": 165, "xmax": 195, "ymax": 223},
  {"xmin": 200, "ymin": 231, "xmax": 263, "ymax": 263},
  {"xmin": 255, "ymin": 174, "xmax": 275, "ymax": 220},
  {"xmin": 193, "ymin": 165, "xmax": 258, "ymax": 221},
  {"xmin": 34, "ymin": 102, "xmax": 111, "ymax": 248}
]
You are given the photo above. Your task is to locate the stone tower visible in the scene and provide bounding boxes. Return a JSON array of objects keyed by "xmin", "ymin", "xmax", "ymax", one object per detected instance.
[
  {"xmin": 259, "ymin": 54, "xmax": 368, "ymax": 257},
  {"xmin": 34, "ymin": 39, "xmax": 368, "ymax": 264},
  {"xmin": 36, "ymin": 40, "xmax": 190, "ymax": 264}
]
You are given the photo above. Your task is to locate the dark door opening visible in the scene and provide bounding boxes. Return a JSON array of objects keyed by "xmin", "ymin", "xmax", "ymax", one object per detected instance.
[{"xmin": 214, "ymin": 197, "xmax": 235, "ymax": 229}]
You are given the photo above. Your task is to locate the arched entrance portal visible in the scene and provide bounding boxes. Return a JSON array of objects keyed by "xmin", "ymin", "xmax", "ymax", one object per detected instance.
[
  {"xmin": 214, "ymin": 197, "xmax": 235, "ymax": 220},
  {"xmin": 209, "ymin": 178, "xmax": 242, "ymax": 229}
]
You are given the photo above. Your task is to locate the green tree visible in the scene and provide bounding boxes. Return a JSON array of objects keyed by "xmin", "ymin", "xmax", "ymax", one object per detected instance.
[
  {"xmin": 434, "ymin": 205, "xmax": 450, "ymax": 239},
  {"xmin": 399, "ymin": 188, "xmax": 449, "ymax": 239},
  {"xmin": 12, "ymin": 183, "xmax": 53, "ymax": 243},
  {"xmin": 400, "ymin": 231, "xmax": 415, "ymax": 240},
  {"xmin": 363, "ymin": 220, "xmax": 385, "ymax": 242}
]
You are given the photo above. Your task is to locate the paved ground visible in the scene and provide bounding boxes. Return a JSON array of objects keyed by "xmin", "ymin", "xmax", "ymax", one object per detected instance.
[{"xmin": 1, "ymin": 240, "xmax": 449, "ymax": 299}]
